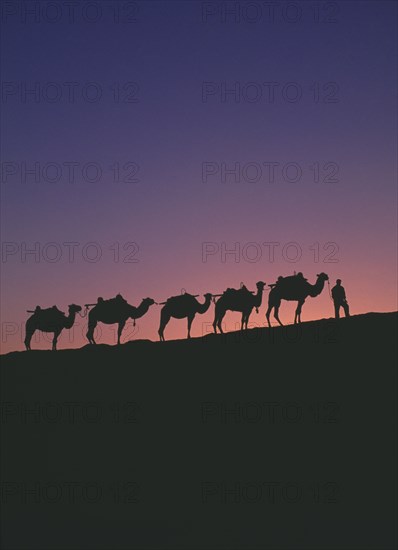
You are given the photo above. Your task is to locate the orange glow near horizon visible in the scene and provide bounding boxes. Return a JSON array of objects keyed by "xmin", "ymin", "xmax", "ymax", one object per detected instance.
[{"xmin": 2, "ymin": 262, "xmax": 397, "ymax": 354}]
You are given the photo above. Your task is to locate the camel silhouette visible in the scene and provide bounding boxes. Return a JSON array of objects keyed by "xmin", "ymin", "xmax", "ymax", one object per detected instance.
[
  {"xmin": 86, "ymin": 294, "xmax": 155, "ymax": 345},
  {"xmin": 266, "ymin": 272, "xmax": 329, "ymax": 326},
  {"xmin": 24, "ymin": 304, "xmax": 82, "ymax": 351},
  {"xmin": 213, "ymin": 281, "xmax": 266, "ymax": 334},
  {"xmin": 158, "ymin": 293, "xmax": 213, "ymax": 341}
]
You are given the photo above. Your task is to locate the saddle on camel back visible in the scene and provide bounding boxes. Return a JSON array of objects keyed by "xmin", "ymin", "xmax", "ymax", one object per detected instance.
[
  {"xmin": 96, "ymin": 294, "xmax": 128, "ymax": 308},
  {"xmin": 165, "ymin": 292, "xmax": 199, "ymax": 306},
  {"xmin": 28, "ymin": 305, "xmax": 65, "ymax": 320},
  {"xmin": 272, "ymin": 274, "xmax": 309, "ymax": 292},
  {"xmin": 222, "ymin": 284, "xmax": 253, "ymax": 300}
]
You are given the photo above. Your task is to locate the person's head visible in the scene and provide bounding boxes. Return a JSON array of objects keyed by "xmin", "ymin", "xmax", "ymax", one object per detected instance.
[{"xmin": 336, "ymin": 279, "xmax": 342, "ymax": 285}]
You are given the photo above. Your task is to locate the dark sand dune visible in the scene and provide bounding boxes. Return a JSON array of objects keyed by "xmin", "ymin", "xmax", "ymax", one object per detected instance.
[{"xmin": 1, "ymin": 312, "xmax": 397, "ymax": 549}]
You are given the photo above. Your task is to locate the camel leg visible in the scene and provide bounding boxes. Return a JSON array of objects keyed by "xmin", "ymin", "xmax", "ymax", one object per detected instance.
[
  {"xmin": 24, "ymin": 326, "xmax": 35, "ymax": 351},
  {"xmin": 274, "ymin": 306, "xmax": 283, "ymax": 326},
  {"xmin": 52, "ymin": 329, "xmax": 61, "ymax": 351},
  {"xmin": 158, "ymin": 308, "xmax": 170, "ymax": 342},
  {"xmin": 216, "ymin": 309, "xmax": 226, "ymax": 334},
  {"xmin": 213, "ymin": 307, "xmax": 219, "ymax": 333},
  {"xmin": 298, "ymin": 300, "xmax": 305, "ymax": 323},
  {"xmin": 212, "ymin": 314, "xmax": 218, "ymax": 333},
  {"xmin": 268, "ymin": 297, "xmax": 283, "ymax": 327},
  {"xmin": 117, "ymin": 321, "xmax": 126, "ymax": 345},
  {"xmin": 187, "ymin": 314, "xmax": 195, "ymax": 339},
  {"xmin": 295, "ymin": 300, "xmax": 304, "ymax": 324},
  {"xmin": 266, "ymin": 306, "xmax": 273, "ymax": 328},
  {"xmin": 86, "ymin": 317, "xmax": 97, "ymax": 344},
  {"xmin": 213, "ymin": 304, "xmax": 225, "ymax": 334}
]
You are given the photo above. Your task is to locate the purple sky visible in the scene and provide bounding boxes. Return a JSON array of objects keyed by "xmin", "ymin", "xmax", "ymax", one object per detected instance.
[{"xmin": 1, "ymin": 0, "xmax": 397, "ymax": 351}]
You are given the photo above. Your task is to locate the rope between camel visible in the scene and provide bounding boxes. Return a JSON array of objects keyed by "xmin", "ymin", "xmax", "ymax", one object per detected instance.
[{"xmin": 327, "ymin": 280, "xmax": 333, "ymax": 301}]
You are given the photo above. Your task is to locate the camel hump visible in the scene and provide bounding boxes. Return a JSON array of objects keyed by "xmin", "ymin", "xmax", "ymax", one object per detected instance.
[
  {"xmin": 223, "ymin": 288, "xmax": 236, "ymax": 297},
  {"xmin": 166, "ymin": 293, "xmax": 195, "ymax": 306},
  {"xmin": 28, "ymin": 305, "xmax": 43, "ymax": 316},
  {"xmin": 95, "ymin": 296, "xmax": 111, "ymax": 307},
  {"xmin": 34, "ymin": 305, "xmax": 62, "ymax": 314},
  {"xmin": 273, "ymin": 274, "xmax": 309, "ymax": 291},
  {"xmin": 32, "ymin": 305, "xmax": 65, "ymax": 320},
  {"xmin": 270, "ymin": 276, "xmax": 284, "ymax": 287},
  {"xmin": 96, "ymin": 294, "xmax": 127, "ymax": 308},
  {"xmin": 168, "ymin": 293, "xmax": 191, "ymax": 302},
  {"xmin": 280, "ymin": 275, "xmax": 296, "ymax": 284},
  {"xmin": 223, "ymin": 286, "xmax": 251, "ymax": 298}
]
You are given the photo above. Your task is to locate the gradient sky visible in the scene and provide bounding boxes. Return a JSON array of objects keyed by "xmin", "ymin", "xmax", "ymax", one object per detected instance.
[{"xmin": 1, "ymin": 0, "xmax": 397, "ymax": 352}]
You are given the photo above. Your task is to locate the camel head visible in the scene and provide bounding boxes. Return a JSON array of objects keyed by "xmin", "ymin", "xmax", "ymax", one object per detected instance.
[
  {"xmin": 306, "ymin": 273, "xmax": 329, "ymax": 298},
  {"xmin": 203, "ymin": 293, "xmax": 213, "ymax": 300},
  {"xmin": 68, "ymin": 304, "xmax": 82, "ymax": 314},
  {"xmin": 63, "ymin": 304, "xmax": 82, "ymax": 328},
  {"xmin": 138, "ymin": 298, "xmax": 156, "ymax": 312},
  {"xmin": 252, "ymin": 281, "xmax": 266, "ymax": 309},
  {"xmin": 129, "ymin": 298, "xmax": 155, "ymax": 321},
  {"xmin": 255, "ymin": 281, "xmax": 266, "ymax": 291}
]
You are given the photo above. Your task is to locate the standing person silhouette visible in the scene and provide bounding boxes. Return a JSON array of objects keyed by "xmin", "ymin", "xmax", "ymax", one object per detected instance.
[{"xmin": 331, "ymin": 279, "xmax": 350, "ymax": 319}]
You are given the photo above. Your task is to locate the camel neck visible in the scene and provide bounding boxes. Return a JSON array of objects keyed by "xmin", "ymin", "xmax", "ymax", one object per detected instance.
[
  {"xmin": 133, "ymin": 301, "xmax": 150, "ymax": 319},
  {"xmin": 309, "ymin": 278, "xmax": 325, "ymax": 297},
  {"xmin": 198, "ymin": 297, "xmax": 212, "ymax": 314},
  {"xmin": 64, "ymin": 311, "xmax": 76, "ymax": 328},
  {"xmin": 254, "ymin": 289, "xmax": 264, "ymax": 306}
]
